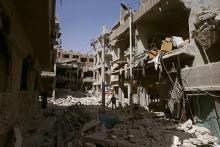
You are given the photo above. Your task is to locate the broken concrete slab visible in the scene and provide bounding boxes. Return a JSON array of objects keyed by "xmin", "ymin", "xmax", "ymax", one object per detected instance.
[
  {"xmin": 179, "ymin": 119, "xmax": 193, "ymax": 132},
  {"xmin": 178, "ymin": 119, "xmax": 219, "ymax": 146}
]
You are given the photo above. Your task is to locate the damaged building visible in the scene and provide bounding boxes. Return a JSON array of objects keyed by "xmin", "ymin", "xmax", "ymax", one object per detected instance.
[
  {"xmin": 91, "ymin": 27, "xmax": 112, "ymax": 94},
  {"xmin": 41, "ymin": 17, "xmax": 61, "ymax": 99},
  {"xmin": 0, "ymin": 0, "xmax": 220, "ymax": 146},
  {"xmin": 56, "ymin": 49, "xmax": 94, "ymax": 91},
  {"xmin": 0, "ymin": 0, "xmax": 57, "ymax": 146},
  {"xmin": 92, "ymin": 0, "xmax": 220, "ymax": 138}
]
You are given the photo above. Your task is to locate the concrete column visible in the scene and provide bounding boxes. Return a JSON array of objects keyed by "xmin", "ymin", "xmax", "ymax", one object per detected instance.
[
  {"xmin": 120, "ymin": 86, "xmax": 125, "ymax": 107},
  {"xmin": 138, "ymin": 86, "xmax": 141, "ymax": 105},
  {"xmin": 128, "ymin": 83, "xmax": 131, "ymax": 106},
  {"xmin": 52, "ymin": 63, "xmax": 56, "ymax": 99},
  {"xmin": 118, "ymin": 75, "xmax": 125, "ymax": 107},
  {"xmin": 118, "ymin": 85, "xmax": 122, "ymax": 106},
  {"xmin": 52, "ymin": 78, "xmax": 56, "ymax": 99},
  {"xmin": 101, "ymin": 39, "xmax": 105, "ymax": 110},
  {"xmin": 76, "ymin": 68, "xmax": 78, "ymax": 90},
  {"xmin": 81, "ymin": 70, "xmax": 84, "ymax": 90},
  {"xmin": 121, "ymin": 75, "xmax": 125, "ymax": 107},
  {"xmin": 139, "ymin": 87, "xmax": 149, "ymax": 110}
]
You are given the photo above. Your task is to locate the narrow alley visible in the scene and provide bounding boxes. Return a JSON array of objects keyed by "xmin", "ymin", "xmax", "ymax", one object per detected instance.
[{"xmin": 0, "ymin": 0, "xmax": 220, "ymax": 147}]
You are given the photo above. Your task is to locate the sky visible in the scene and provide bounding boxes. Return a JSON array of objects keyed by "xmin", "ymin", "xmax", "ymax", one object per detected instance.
[{"xmin": 56, "ymin": 0, "xmax": 140, "ymax": 53}]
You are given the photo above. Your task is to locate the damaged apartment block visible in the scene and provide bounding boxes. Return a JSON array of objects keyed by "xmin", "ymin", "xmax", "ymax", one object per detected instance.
[
  {"xmin": 56, "ymin": 49, "xmax": 94, "ymax": 91},
  {"xmin": 91, "ymin": 27, "xmax": 112, "ymax": 94},
  {"xmin": 92, "ymin": 0, "xmax": 220, "ymax": 138}
]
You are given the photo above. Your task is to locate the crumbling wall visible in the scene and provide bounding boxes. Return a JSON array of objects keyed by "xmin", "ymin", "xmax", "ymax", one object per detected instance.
[{"xmin": 182, "ymin": 0, "xmax": 220, "ymax": 66}]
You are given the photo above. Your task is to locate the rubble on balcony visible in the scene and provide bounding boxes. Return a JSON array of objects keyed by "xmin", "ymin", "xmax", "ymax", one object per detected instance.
[{"xmin": 145, "ymin": 36, "xmax": 193, "ymax": 69}]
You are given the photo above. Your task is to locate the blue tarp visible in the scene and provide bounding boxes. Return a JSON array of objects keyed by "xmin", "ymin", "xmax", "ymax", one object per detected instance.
[{"xmin": 98, "ymin": 113, "xmax": 120, "ymax": 129}]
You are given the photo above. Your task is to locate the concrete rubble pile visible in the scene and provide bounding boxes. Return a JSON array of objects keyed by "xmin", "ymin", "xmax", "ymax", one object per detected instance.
[
  {"xmin": 82, "ymin": 110, "xmax": 220, "ymax": 147},
  {"xmin": 80, "ymin": 109, "xmax": 190, "ymax": 147},
  {"xmin": 51, "ymin": 95, "xmax": 102, "ymax": 106},
  {"xmin": 40, "ymin": 105, "xmax": 220, "ymax": 147},
  {"xmin": 51, "ymin": 90, "xmax": 123, "ymax": 107},
  {"xmin": 41, "ymin": 103, "xmax": 92, "ymax": 147},
  {"xmin": 178, "ymin": 119, "xmax": 219, "ymax": 147},
  {"xmin": 193, "ymin": 9, "xmax": 220, "ymax": 50},
  {"xmin": 50, "ymin": 90, "xmax": 101, "ymax": 106},
  {"xmin": 39, "ymin": 93, "xmax": 220, "ymax": 147}
]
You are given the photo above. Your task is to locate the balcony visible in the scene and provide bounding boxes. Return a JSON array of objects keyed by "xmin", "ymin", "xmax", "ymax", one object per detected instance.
[
  {"xmin": 93, "ymin": 80, "xmax": 101, "ymax": 86},
  {"xmin": 83, "ymin": 77, "xmax": 94, "ymax": 83},
  {"xmin": 109, "ymin": 17, "xmax": 129, "ymax": 42},
  {"xmin": 133, "ymin": 0, "xmax": 160, "ymax": 22},
  {"xmin": 182, "ymin": 61, "xmax": 220, "ymax": 91}
]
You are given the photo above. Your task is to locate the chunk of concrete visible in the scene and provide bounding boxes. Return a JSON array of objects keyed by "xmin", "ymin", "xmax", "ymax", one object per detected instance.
[
  {"xmin": 172, "ymin": 135, "xmax": 180, "ymax": 146},
  {"xmin": 180, "ymin": 119, "xmax": 193, "ymax": 132},
  {"xmin": 187, "ymin": 127, "xmax": 196, "ymax": 134},
  {"xmin": 171, "ymin": 36, "xmax": 184, "ymax": 48},
  {"xmin": 215, "ymin": 14, "xmax": 220, "ymax": 22},
  {"xmin": 194, "ymin": 126, "xmax": 210, "ymax": 136},
  {"xmin": 153, "ymin": 112, "xmax": 165, "ymax": 118}
]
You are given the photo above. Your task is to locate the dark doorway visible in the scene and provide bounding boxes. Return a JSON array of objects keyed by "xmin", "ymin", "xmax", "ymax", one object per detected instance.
[
  {"xmin": 0, "ymin": 32, "xmax": 9, "ymax": 92},
  {"xmin": 20, "ymin": 56, "xmax": 32, "ymax": 90}
]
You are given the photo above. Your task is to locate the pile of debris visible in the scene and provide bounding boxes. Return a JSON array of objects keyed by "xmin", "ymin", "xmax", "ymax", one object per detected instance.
[
  {"xmin": 193, "ymin": 9, "xmax": 220, "ymax": 50},
  {"xmin": 82, "ymin": 111, "xmax": 191, "ymax": 147},
  {"xmin": 51, "ymin": 95, "xmax": 102, "ymax": 106},
  {"xmin": 179, "ymin": 119, "xmax": 219, "ymax": 146},
  {"xmin": 41, "ymin": 103, "xmax": 93, "ymax": 147},
  {"xmin": 51, "ymin": 90, "xmax": 101, "ymax": 106},
  {"xmin": 147, "ymin": 35, "xmax": 189, "ymax": 71},
  {"xmin": 39, "ymin": 91, "xmax": 220, "ymax": 147},
  {"xmin": 51, "ymin": 90, "xmax": 123, "ymax": 108},
  {"xmin": 81, "ymin": 110, "xmax": 220, "ymax": 147},
  {"xmin": 39, "ymin": 102, "xmax": 220, "ymax": 147}
]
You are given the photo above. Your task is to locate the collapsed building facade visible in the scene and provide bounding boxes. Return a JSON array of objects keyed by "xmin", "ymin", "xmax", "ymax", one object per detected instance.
[
  {"xmin": 56, "ymin": 49, "xmax": 94, "ymax": 91},
  {"xmin": 0, "ymin": 0, "xmax": 57, "ymax": 146},
  {"xmin": 92, "ymin": 0, "xmax": 220, "ymax": 138}
]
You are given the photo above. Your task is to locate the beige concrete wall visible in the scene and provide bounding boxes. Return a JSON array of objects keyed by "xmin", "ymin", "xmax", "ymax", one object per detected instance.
[{"xmin": 182, "ymin": 61, "xmax": 220, "ymax": 91}]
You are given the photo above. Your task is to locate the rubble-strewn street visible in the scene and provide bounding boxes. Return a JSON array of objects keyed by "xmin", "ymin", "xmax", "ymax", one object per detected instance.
[{"xmin": 34, "ymin": 91, "xmax": 219, "ymax": 147}]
